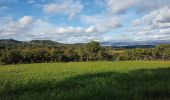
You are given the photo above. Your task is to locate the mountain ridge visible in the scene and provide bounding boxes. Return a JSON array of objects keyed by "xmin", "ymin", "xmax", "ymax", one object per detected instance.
[{"xmin": 0, "ymin": 39, "xmax": 170, "ymax": 48}]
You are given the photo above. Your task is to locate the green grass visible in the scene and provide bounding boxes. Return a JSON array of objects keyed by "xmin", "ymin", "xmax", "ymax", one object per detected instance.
[{"xmin": 0, "ymin": 61, "xmax": 170, "ymax": 100}]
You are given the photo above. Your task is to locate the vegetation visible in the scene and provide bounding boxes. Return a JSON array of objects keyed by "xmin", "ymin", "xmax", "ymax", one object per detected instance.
[
  {"xmin": 0, "ymin": 39, "xmax": 170, "ymax": 65},
  {"xmin": 0, "ymin": 61, "xmax": 170, "ymax": 100},
  {"xmin": 0, "ymin": 39, "xmax": 170, "ymax": 99}
]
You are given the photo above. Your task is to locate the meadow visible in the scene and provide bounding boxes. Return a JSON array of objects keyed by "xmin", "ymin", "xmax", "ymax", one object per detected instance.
[{"xmin": 0, "ymin": 61, "xmax": 170, "ymax": 100}]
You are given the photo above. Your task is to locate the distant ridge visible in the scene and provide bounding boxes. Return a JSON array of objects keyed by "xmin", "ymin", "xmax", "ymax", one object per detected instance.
[
  {"xmin": 0, "ymin": 39, "xmax": 85, "ymax": 48},
  {"xmin": 29, "ymin": 40, "xmax": 61, "ymax": 45},
  {"xmin": 0, "ymin": 39, "xmax": 170, "ymax": 49},
  {"xmin": 100, "ymin": 40, "xmax": 170, "ymax": 47},
  {"xmin": 0, "ymin": 38, "xmax": 21, "ymax": 43}
]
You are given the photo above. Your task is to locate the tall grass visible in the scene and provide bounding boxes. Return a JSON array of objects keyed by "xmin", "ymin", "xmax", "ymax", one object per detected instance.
[{"xmin": 0, "ymin": 61, "xmax": 170, "ymax": 100}]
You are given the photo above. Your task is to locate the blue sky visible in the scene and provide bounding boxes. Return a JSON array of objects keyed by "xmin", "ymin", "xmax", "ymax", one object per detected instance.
[{"xmin": 0, "ymin": 0, "xmax": 170, "ymax": 43}]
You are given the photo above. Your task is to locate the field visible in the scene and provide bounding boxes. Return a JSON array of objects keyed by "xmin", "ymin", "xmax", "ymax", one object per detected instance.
[{"xmin": 0, "ymin": 61, "xmax": 170, "ymax": 100}]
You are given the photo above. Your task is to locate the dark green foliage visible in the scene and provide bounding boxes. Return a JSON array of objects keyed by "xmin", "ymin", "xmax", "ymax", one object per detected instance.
[
  {"xmin": 0, "ymin": 40, "xmax": 170, "ymax": 64},
  {"xmin": 0, "ymin": 41, "xmax": 112, "ymax": 64},
  {"xmin": 1, "ymin": 50, "xmax": 22, "ymax": 64},
  {"xmin": 86, "ymin": 41, "xmax": 101, "ymax": 53},
  {"xmin": 85, "ymin": 41, "xmax": 101, "ymax": 61},
  {"xmin": 50, "ymin": 48, "xmax": 63, "ymax": 62}
]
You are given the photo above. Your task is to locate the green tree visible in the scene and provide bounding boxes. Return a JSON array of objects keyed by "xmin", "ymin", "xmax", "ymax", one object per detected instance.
[
  {"xmin": 1, "ymin": 50, "xmax": 22, "ymax": 64},
  {"xmin": 64, "ymin": 47, "xmax": 79, "ymax": 62},
  {"xmin": 86, "ymin": 41, "xmax": 101, "ymax": 53},
  {"xmin": 50, "ymin": 48, "xmax": 63, "ymax": 62},
  {"xmin": 154, "ymin": 44, "xmax": 170, "ymax": 60},
  {"xmin": 165, "ymin": 48, "xmax": 170, "ymax": 60},
  {"xmin": 85, "ymin": 41, "xmax": 101, "ymax": 61}
]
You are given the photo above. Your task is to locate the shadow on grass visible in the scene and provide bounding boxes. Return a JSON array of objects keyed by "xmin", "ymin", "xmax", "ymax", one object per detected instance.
[{"xmin": 1, "ymin": 68, "xmax": 170, "ymax": 100}]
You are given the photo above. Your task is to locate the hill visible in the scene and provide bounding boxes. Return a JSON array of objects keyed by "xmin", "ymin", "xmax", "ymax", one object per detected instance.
[
  {"xmin": 0, "ymin": 39, "xmax": 84, "ymax": 49},
  {"xmin": 1, "ymin": 39, "xmax": 170, "ymax": 49}
]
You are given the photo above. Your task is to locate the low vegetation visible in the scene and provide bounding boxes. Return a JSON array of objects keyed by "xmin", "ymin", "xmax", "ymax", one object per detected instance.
[{"xmin": 0, "ymin": 61, "xmax": 170, "ymax": 100}]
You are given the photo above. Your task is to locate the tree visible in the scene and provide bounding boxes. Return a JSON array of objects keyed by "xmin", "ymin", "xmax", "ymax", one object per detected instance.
[
  {"xmin": 97, "ymin": 49, "xmax": 113, "ymax": 61},
  {"xmin": 165, "ymin": 48, "xmax": 170, "ymax": 60},
  {"xmin": 85, "ymin": 41, "xmax": 101, "ymax": 61},
  {"xmin": 1, "ymin": 50, "xmax": 22, "ymax": 64},
  {"xmin": 154, "ymin": 44, "xmax": 170, "ymax": 60},
  {"xmin": 86, "ymin": 41, "xmax": 101, "ymax": 53},
  {"xmin": 21, "ymin": 48, "xmax": 34, "ymax": 63},
  {"xmin": 64, "ymin": 47, "xmax": 79, "ymax": 62},
  {"xmin": 50, "ymin": 48, "xmax": 64, "ymax": 62},
  {"xmin": 33, "ymin": 48, "xmax": 50, "ymax": 63}
]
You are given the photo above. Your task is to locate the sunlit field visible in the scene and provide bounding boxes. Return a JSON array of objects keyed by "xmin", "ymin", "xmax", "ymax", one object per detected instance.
[{"xmin": 1, "ymin": 61, "xmax": 170, "ymax": 100}]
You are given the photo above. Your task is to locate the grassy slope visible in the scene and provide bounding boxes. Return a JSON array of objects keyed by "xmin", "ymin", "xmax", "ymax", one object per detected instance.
[{"xmin": 0, "ymin": 61, "xmax": 170, "ymax": 100}]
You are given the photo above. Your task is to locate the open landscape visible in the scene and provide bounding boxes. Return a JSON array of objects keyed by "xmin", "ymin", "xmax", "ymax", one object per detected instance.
[
  {"xmin": 1, "ymin": 0, "xmax": 170, "ymax": 99},
  {"xmin": 1, "ymin": 61, "xmax": 170, "ymax": 100},
  {"xmin": 0, "ymin": 39, "xmax": 170, "ymax": 100}
]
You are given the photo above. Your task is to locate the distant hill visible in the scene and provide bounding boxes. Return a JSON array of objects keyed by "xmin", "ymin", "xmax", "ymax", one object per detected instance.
[
  {"xmin": 0, "ymin": 39, "xmax": 21, "ymax": 44},
  {"xmin": 0, "ymin": 39, "xmax": 170, "ymax": 49},
  {"xmin": 111, "ymin": 45, "xmax": 155, "ymax": 49},
  {"xmin": 100, "ymin": 40, "xmax": 170, "ymax": 48},
  {"xmin": 29, "ymin": 40, "xmax": 62, "ymax": 46},
  {"xmin": 0, "ymin": 39, "xmax": 85, "ymax": 49},
  {"xmin": 30, "ymin": 40, "xmax": 60, "ymax": 44}
]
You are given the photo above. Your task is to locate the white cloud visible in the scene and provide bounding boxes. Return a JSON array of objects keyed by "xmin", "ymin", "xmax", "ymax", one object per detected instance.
[
  {"xmin": 0, "ymin": 16, "xmax": 114, "ymax": 43},
  {"xmin": 18, "ymin": 16, "xmax": 33, "ymax": 26},
  {"xmin": 43, "ymin": 0, "xmax": 83, "ymax": 20},
  {"xmin": 105, "ymin": 0, "xmax": 170, "ymax": 14},
  {"xmin": 1, "ymin": 0, "xmax": 170, "ymax": 43},
  {"xmin": 126, "ymin": 7, "xmax": 170, "ymax": 41},
  {"xmin": 106, "ymin": 0, "xmax": 142, "ymax": 14},
  {"xmin": 52, "ymin": 26, "xmax": 98, "ymax": 35},
  {"xmin": 0, "ymin": 16, "xmax": 33, "ymax": 36},
  {"xmin": 155, "ymin": 8, "xmax": 170, "ymax": 24},
  {"xmin": 102, "ymin": 35, "xmax": 114, "ymax": 41},
  {"xmin": 131, "ymin": 7, "xmax": 170, "ymax": 28},
  {"xmin": 136, "ymin": 0, "xmax": 170, "ymax": 13},
  {"xmin": 110, "ymin": 0, "xmax": 170, "ymax": 42},
  {"xmin": 81, "ymin": 14, "xmax": 122, "ymax": 33},
  {"xmin": 160, "ymin": 28, "xmax": 170, "ymax": 35}
]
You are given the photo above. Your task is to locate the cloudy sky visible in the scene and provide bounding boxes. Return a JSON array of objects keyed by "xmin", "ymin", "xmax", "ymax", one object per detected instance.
[{"xmin": 0, "ymin": 0, "xmax": 170, "ymax": 43}]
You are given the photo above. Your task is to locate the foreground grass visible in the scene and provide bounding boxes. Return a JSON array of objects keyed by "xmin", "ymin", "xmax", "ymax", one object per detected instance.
[{"xmin": 0, "ymin": 61, "xmax": 170, "ymax": 100}]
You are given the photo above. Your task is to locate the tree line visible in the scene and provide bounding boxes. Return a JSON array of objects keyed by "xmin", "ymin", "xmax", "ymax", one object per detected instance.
[{"xmin": 0, "ymin": 41, "xmax": 170, "ymax": 64}]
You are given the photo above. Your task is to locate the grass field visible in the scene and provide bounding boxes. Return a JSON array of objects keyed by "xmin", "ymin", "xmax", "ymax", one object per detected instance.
[{"xmin": 0, "ymin": 61, "xmax": 170, "ymax": 100}]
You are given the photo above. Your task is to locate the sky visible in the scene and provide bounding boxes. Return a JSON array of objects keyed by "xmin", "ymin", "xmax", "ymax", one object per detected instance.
[{"xmin": 0, "ymin": 0, "xmax": 170, "ymax": 43}]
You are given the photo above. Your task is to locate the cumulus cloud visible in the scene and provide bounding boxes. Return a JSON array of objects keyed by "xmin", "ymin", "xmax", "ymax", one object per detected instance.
[
  {"xmin": 81, "ymin": 14, "xmax": 122, "ymax": 33},
  {"xmin": 106, "ymin": 0, "xmax": 142, "ymax": 14},
  {"xmin": 106, "ymin": 0, "xmax": 170, "ymax": 14},
  {"xmin": 128, "ymin": 7, "xmax": 170, "ymax": 41},
  {"xmin": 0, "ymin": 16, "xmax": 114, "ymax": 43},
  {"xmin": 1, "ymin": 0, "xmax": 170, "ymax": 43},
  {"xmin": 18, "ymin": 16, "xmax": 33, "ymax": 26},
  {"xmin": 0, "ymin": 16, "xmax": 33, "ymax": 36},
  {"xmin": 43, "ymin": 0, "xmax": 83, "ymax": 20},
  {"xmin": 159, "ymin": 29, "xmax": 170, "ymax": 36},
  {"xmin": 131, "ymin": 7, "xmax": 170, "ymax": 28},
  {"xmin": 136, "ymin": 0, "xmax": 170, "ymax": 13}
]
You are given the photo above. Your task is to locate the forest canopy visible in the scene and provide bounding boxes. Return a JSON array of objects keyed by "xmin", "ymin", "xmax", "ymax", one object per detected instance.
[{"xmin": 0, "ymin": 39, "xmax": 170, "ymax": 65}]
